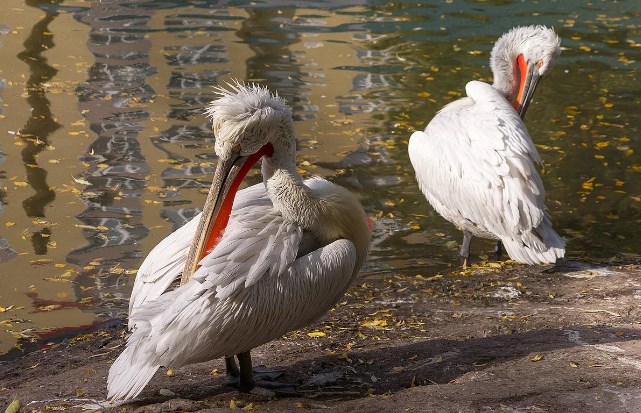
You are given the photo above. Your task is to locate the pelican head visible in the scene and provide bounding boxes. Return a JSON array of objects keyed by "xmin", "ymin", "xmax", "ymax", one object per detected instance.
[
  {"xmin": 490, "ymin": 25, "xmax": 561, "ymax": 118},
  {"xmin": 206, "ymin": 82, "xmax": 294, "ymax": 161},
  {"xmin": 181, "ymin": 82, "xmax": 295, "ymax": 281}
]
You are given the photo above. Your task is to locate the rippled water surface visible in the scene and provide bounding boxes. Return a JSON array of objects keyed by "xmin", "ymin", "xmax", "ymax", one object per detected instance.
[{"xmin": 1, "ymin": 0, "xmax": 641, "ymax": 355}]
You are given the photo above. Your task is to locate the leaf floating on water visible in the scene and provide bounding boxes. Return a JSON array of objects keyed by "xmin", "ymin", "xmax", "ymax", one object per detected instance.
[
  {"xmin": 39, "ymin": 304, "xmax": 62, "ymax": 312},
  {"xmin": 30, "ymin": 258, "xmax": 53, "ymax": 265},
  {"xmin": 445, "ymin": 240, "xmax": 459, "ymax": 250},
  {"xmin": 71, "ymin": 174, "xmax": 91, "ymax": 186},
  {"xmin": 75, "ymin": 224, "xmax": 99, "ymax": 230},
  {"xmin": 4, "ymin": 399, "xmax": 20, "ymax": 413}
]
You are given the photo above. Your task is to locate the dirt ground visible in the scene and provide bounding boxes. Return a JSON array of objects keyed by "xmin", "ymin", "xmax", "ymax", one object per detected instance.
[{"xmin": 2, "ymin": 258, "xmax": 641, "ymax": 412}]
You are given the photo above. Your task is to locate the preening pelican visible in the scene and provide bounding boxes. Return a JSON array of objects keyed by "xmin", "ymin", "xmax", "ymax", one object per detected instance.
[
  {"xmin": 408, "ymin": 25, "xmax": 565, "ymax": 266},
  {"xmin": 107, "ymin": 83, "xmax": 370, "ymax": 400}
]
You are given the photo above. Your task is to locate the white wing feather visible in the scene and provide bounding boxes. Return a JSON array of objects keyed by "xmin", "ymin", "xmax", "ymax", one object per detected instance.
[
  {"xmin": 128, "ymin": 183, "xmax": 273, "ymax": 318},
  {"xmin": 194, "ymin": 200, "xmax": 303, "ymax": 300},
  {"xmin": 107, "ymin": 239, "xmax": 357, "ymax": 401},
  {"xmin": 408, "ymin": 80, "xmax": 564, "ymax": 264}
]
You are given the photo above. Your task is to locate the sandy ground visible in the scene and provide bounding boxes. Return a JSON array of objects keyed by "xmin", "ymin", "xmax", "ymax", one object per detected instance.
[{"xmin": 2, "ymin": 258, "xmax": 641, "ymax": 412}]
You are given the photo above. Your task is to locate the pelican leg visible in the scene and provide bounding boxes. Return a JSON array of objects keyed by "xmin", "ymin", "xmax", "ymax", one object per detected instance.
[
  {"xmin": 459, "ymin": 231, "xmax": 472, "ymax": 268},
  {"xmin": 237, "ymin": 351, "xmax": 256, "ymax": 392},
  {"xmin": 225, "ymin": 356, "xmax": 240, "ymax": 385},
  {"xmin": 493, "ymin": 241, "xmax": 503, "ymax": 260},
  {"xmin": 235, "ymin": 351, "xmax": 300, "ymax": 397},
  {"xmin": 226, "ymin": 354, "xmax": 285, "ymax": 386}
]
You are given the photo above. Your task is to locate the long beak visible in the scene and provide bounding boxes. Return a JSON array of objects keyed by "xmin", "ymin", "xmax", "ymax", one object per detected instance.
[
  {"xmin": 180, "ymin": 143, "xmax": 274, "ymax": 284},
  {"xmin": 513, "ymin": 55, "xmax": 541, "ymax": 119}
]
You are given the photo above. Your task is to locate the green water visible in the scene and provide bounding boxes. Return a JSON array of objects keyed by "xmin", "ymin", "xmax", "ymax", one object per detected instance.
[{"xmin": 0, "ymin": 0, "xmax": 640, "ymax": 355}]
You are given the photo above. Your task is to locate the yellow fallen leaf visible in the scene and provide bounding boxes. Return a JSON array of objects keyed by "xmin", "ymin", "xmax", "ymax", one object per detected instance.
[
  {"xmin": 5, "ymin": 399, "xmax": 20, "ymax": 413},
  {"xmin": 361, "ymin": 318, "xmax": 388, "ymax": 328},
  {"xmin": 5, "ymin": 222, "xmax": 15, "ymax": 227},
  {"xmin": 166, "ymin": 369, "xmax": 174, "ymax": 376},
  {"xmin": 307, "ymin": 331, "xmax": 326, "ymax": 338},
  {"xmin": 416, "ymin": 274, "xmax": 443, "ymax": 282},
  {"xmin": 13, "ymin": 181, "xmax": 28, "ymax": 187},
  {"xmin": 530, "ymin": 354, "xmax": 543, "ymax": 362}
]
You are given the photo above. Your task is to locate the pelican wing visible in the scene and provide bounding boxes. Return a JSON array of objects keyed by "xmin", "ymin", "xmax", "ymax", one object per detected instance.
[
  {"xmin": 128, "ymin": 183, "xmax": 274, "ymax": 317},
  {"xmin": 128, "ymin": 213, "xmax": 198, "ymax": 316},
  {"xmin": 193, "ymin": 189, "xmax": 304, "ymax": 301},
  {"xmin": 408, "ymin": 81, "xmax": 564, "ymax": 263},
  {"xmin": 108, "ymin": 238, "xmax": 357, "ymax": 401}
]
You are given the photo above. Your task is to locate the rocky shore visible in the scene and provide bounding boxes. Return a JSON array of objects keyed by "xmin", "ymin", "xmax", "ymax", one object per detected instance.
[{"xmin": 2, "ymin": 259, "xmax": 641, "ymax": 412}]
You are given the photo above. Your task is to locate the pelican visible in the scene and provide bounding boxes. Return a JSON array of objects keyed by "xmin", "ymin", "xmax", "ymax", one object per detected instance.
[
  {"xmin": 107, "ymin": 83, "xmax": 370, "ymax": 400},
  {"xmin": 408, "ymin": 25, "xmax": 565, "ymax": 266}
]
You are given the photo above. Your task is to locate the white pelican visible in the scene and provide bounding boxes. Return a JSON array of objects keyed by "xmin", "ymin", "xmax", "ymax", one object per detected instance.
[
  {"xmin": 107, "ymin": 83, "xmax": 370, "ymax": 400},
  {"xmin": 408, "ymin": 25, "xmax": 565, "ymax": 266}
]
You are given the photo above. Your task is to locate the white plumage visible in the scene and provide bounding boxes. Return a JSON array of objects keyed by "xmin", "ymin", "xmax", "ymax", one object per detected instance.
[
  {"xmin": 108, "ymin": 83, "xmax": 370, "ymax": 400},
  {"xmin": 408, "ymin": 26, "xmax": 565, "ymax": 265}
]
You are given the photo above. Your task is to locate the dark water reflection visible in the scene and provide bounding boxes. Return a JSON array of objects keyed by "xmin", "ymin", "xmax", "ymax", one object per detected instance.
[{"xmin": 1, "ymin": 0, "xmax": 641, "ymax": 355}]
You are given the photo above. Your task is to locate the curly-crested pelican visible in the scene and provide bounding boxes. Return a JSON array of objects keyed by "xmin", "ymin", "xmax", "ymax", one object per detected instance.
[
  {"xmin": 107, "ymin": 83, "xmax": 370, "ymax": 400},
  {"xmin": 408, "ymin": 25, "xmax": 565, "ymax": 266}
]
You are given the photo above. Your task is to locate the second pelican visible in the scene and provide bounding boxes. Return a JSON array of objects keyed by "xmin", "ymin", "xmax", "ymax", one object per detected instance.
[{"xmin": 408, "ymin": 25, "xmax": 565, "ymax": 266}]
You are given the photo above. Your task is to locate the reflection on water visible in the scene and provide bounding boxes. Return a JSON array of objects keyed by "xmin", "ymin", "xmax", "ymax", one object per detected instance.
[
  {"xmin": 17, "ymin": 0, "xmax": 60, "ymax": 263},
  {"xmin": 1, "ymin": 0, "xmax": 641, "ymax": 356}
]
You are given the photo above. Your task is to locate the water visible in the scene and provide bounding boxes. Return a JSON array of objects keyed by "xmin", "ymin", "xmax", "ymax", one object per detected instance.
[{"xmin": 1, "ymin": 0, "xmax": 640, "ymax": 356}]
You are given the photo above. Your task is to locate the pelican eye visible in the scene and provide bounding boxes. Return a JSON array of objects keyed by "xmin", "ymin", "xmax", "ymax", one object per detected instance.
[{"xmin": 535, "ymin": 59, "xmax": 544, "ymax": 68}]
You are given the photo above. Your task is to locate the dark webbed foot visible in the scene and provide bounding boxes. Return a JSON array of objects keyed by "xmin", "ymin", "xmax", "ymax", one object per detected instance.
[
  {"xmin": 227, "ymin": 351, "xmax": 299, "ymax": 397},
  {"xmin": 252, "ymin": 365, "xmax": 286, "ymax": 381},
  {"xmin": 248, "ymin": 383, "xmax": 301, "ymax": 397}
]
